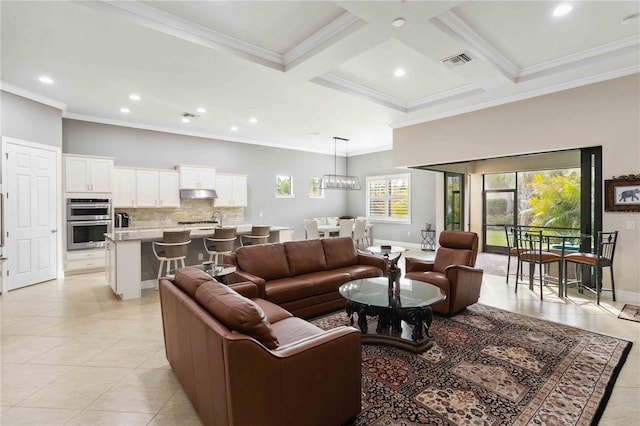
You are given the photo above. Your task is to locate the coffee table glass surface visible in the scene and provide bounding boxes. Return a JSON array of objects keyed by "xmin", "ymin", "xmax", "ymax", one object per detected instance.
[
  {"xmin": 339, "ymin": 277, "xmax": 445, "ymax": 308},
  {"xmin": 365, "ymin": 245, "xmax": 407, "ymax": 256},
  {"xmin": 168, "ymin": 263, "xmax": 236, "ymax": 279}
]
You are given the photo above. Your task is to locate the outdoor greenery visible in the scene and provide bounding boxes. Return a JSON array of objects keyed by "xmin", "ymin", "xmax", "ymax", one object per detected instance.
[{"xmin": 520, "ymin": 170, "xmax": 581, "ymax": 229}]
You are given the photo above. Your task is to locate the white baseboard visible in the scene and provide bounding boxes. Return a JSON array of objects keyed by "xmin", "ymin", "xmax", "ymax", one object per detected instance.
[
  {"xmin": 141, "ymin": 279, "xmax": 156, "ymax": 290},
  {"xmin": 615, "ymin": 290, "xmax": 640, "ymax": 304}
]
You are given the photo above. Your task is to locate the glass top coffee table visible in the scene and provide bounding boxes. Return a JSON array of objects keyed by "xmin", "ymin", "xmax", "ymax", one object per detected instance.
[
  {"xmin": 339, "ymin": 277, "xmax": 445, "ymax": 353},
  {"xmin": 168, "ymin": 262, "xmax": 236, "ymax": 283}
]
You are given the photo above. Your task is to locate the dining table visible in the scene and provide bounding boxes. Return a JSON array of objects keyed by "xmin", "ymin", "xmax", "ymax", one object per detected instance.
[{"xmin": 318, "ymin": 223, "xmax": 373, "ymax": 240}]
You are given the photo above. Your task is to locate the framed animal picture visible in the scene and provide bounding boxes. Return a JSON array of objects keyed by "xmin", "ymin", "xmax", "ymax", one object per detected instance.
[{"xmin": 605, "ymin": 175, "xmax": 640, "ymax": 212}]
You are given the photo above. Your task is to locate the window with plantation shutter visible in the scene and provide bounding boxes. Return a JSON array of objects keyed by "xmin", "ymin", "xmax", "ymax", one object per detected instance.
[{"xmin": 366, "ymin": 173, "xmax": 411, "ymax": 223}]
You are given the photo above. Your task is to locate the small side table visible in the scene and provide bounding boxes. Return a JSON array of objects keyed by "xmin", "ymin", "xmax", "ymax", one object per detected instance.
[{"xmin": 421, "ymin": 229, "xmax": 436, "ymax": 251}]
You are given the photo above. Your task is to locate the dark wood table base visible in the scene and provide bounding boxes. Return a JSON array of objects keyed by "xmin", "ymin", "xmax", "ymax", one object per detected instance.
[{"xmin": 345, "ymin": 300, "xmax": 435, "ymax": 354}]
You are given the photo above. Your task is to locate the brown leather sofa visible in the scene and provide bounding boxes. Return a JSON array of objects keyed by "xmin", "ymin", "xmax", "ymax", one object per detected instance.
[
  {"xmin": 223, "ymin": 237, "xmax": 387, "ymax": 318},
  {"xmin": 404, "ymin": 231, "xmax": 483, "ymax": 315},
  {"xmin": 159, "ymin": 267, "xmax": 362, "ymax": 426}
]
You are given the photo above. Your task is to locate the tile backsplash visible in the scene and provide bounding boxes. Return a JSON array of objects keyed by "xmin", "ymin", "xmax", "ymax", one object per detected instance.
[{"xmin": 115, "ymin": 199, "xmax": 244, "ymax": 228}]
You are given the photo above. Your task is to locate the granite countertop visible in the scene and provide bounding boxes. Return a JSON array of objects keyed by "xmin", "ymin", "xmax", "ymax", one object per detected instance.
[{"xmin": 105, "ymin": 224, "xmax": 292, "ymax": 243}]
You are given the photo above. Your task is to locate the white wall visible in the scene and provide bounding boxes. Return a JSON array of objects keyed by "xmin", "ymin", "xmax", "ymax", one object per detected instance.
[{"xmin": 393, "ymin": 75, "xmax": 640, "ymax": 302}]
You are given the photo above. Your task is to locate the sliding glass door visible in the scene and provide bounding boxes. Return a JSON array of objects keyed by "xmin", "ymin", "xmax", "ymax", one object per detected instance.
[{"xmin": 483, "ymin": 173, "xmax": 516, "ymax": 253}]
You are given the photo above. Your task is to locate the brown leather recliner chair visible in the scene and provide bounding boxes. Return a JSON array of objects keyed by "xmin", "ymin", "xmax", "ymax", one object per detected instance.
[{"xmin": 405, "ymin": 231, "xmax": 483, "ymax": 315}]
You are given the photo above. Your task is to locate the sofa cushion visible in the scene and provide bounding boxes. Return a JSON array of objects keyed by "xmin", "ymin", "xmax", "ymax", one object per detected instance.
[
  {"xmin": 265, "ymin": 277, "xmax": 314, "ymax": 305},
  {"xmin": 253, "ymin": 298, "xmax": 293, "ymax": 324},
  {"xmin": 433, "ymin": 248, "xmax": 473, "ymax": 274},
  {"xmin": 235, "ymin": 243, "xmax": 291, "ymax": 281},
  {"xmin": 321, "ymin": 237, "xmax": 358, "ymax": 269},
  {"xmin": 339, "ymin": 265, "xmax": 384, "ymax": 280},
  {"xmin": 296, "ymin": 271, "xmax": 351, "ymax": 295},
  {"xmin": 173, "ymin": 267, "xmax": 215, "ymax": 298},
  {"xmin": 284, "ymin": 239, "xmax": 328, "ymax": 276},
  {"xmin": 194, "ymin": 281, "xmax": 279, "ymax": 349}
]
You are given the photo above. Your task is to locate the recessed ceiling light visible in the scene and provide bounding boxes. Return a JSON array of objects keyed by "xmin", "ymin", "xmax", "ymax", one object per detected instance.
[
  {"xmin": 120, "ymin": 107, "xmax": 130, "ymax": 113},
  {"xmin": 38, "ymin": 75, "xmax": 54, "ymax": 84},
  {"xmin": 129, "ymin": 94, "xmax": 140, "ymax": 101},
  {"xmin": 197, "ymin": 107, "xmax": 206, "ymax": 113},
  {"xmin": 394, "ymin": 68, "xmax": 406, "ymax": 77},
  {"xmin": 249, "ymin": 117, "xmax": 258, "ymax": 124},
  {"xmin": 230, "ymin": 126, "xmax": 239, "ymax": 131},
  {"xmin": 392, "ymin": 18, "xmax": 406, "ymax": 28},
  {"xmin": 552, "ymin": 4, "xmax": 573, "ymax": 17},
  {"xmin": 181, "ymin": 117, "xmax": 190, "ymax": 123}
]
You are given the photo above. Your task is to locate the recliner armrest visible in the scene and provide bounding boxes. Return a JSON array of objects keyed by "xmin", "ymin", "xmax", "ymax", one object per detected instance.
[
  {"xmin": 405, "ymin": 257, "xmax": 435, "ymax": 273},
  {"xmin": 444, "ymin": 264, "xmax": 483, "ymax": 275}
]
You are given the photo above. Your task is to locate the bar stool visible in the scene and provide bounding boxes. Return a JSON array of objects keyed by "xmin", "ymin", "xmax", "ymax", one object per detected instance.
[
  {"xmin": 204, "ymin": 227, "xmax": 237, "ymax": 264},
  {"xmin": 564, "ymin": 231, "xmax": 618, "ymax": 304},
  {"xmin": 240, "ymin": 225, "xmax": 271, "ymax": 246},
  {"xmin": 152, "ymin": 230, "xmax": 191, "ymax": 289}
]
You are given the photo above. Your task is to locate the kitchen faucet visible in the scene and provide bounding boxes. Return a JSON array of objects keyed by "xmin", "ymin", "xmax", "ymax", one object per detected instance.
[{"xmin": 212, "ymin": 210, "xmax": 223, "ymax": 226}]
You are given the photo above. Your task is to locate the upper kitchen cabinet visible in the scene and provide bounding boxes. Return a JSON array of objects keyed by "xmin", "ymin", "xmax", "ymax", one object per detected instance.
[
  {"xmin": 113, "ymin": 167, "xmax": 136, "ymax": 208},
  {"xmin": 64, "ymin": 154, "xmax": 114, "ymax": 193},
  {"xmin": 216, "ymin": 174, "xmax": 248, "ymax": 207},
  {"xmin": 135, "ymin": 169, "xmax": 180, "ymax": 208},
  {"xmin": 177, "ymin": 165, "xmax": 216, "ymax": 190}
]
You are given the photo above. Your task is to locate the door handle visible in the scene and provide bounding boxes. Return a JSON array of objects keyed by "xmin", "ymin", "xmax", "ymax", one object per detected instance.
[{"xmin": 51, "ymin": 229, "xmax": 57, "ymax": 233}]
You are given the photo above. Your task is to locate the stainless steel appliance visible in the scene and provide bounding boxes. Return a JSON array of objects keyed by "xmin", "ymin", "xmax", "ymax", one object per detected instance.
[
  {"xmin": 66, "ymin": 198, "xmax": 112, "ymax": 251},
  {"xmin": 115, "ymin": 212, "xmax": 130, "ymax": 228},
  {"xmin": 66, "ymin": 198, "xmax": 111, "ymax": 221}
]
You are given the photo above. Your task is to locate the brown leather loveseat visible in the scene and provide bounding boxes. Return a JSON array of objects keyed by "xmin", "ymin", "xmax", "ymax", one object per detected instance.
[
  {"xmin": 159, "ymin": 267, "xmax": 362, "ymax": 426},
  {"xmin": 404, "ymin": 231, "xmax": 483, "ymax": 315},
  {"xmin": 224, "ymin": 237, "xmax": 387, "ymax": 318}
]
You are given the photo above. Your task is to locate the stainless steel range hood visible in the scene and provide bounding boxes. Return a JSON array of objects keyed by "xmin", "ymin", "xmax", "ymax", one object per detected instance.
[{"xmin": 179, "ymin": 189, "xmax": 218, "ymax": 199}]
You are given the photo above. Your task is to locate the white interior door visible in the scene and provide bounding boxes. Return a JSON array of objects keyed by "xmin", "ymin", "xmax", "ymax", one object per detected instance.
[{"xmin": 4, "ymin": 140, "xmax": 58, "ymax": 290}]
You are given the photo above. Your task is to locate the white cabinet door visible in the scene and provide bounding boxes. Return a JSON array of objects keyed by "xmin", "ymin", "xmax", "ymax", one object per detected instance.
[
  {"xmin": 216, "ymin": 174, "xmax": 247, "ymax": 206},
  {"xmin": 215, "ymin": 174, "xmax": 233, "ymax": 206},
  {"xmin": 106, "ymin": 240, "xmax": 116, "ymax": 292},
  {"xmin": 113, "ymin": 168, "xmax": 136, "ymax": 207},
  {"xmin": 136, "ymin": 170, "xmax": 159, "ymax": 207},
  {"xmin": 231, "ymin": 175, "xmax": 247, "ymax": 206},
  {"xmin": 198, "ymin": 168, "xmax": 216, "ymax": 190},
  {"xmin": 178, "ymin": 166, "xmax": 216, "ymax": 189},
  {"xmin": 158, "ymin": 171, "xmax": 180, "ymax": 207},
  {"xmin": 64, "ymin": 155, "xmax": 113, "ymax": 193},
  {"xmin": 90, "ymin": 158, "xmax": 113, "ymax": 192},
  {"xmin": 65, "ymin": 156, "xmax": 90, "ymax": 192}
]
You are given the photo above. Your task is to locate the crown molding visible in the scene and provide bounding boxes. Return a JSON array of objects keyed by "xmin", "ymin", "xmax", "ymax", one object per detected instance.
[
  {"xmin": 312, "ymin": 73, "xmax": 408, "ymax": 112},
  {"xmin": 389, "ymin": 65, "xmax": 640, "ymax": 130},
  {"xmin": 0, "ymin": 82, "xmax": 67, "ymax": 111},
  {"xmin": 312, "ymin": 73, "xmax": 484, "ymax": 113},
  {"xmin": 62, "ymin": 113, "xmax": 337, "ymax": 155},
  {"xmin": 78, "ymin": 0, "xmax": 285, "ymax": 71},
  {"xmin": 284, "ymin": 12, "xmax": 364, "ymax": 69},
  {"xmin": 433, "ymin": 9, "xmax": 640, "ymax": 85}
]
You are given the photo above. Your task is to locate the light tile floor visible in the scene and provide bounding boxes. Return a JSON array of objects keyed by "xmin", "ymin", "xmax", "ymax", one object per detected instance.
[{"xmin": 1, "ymin": 250, "xmax": 638, "ymax": 425}]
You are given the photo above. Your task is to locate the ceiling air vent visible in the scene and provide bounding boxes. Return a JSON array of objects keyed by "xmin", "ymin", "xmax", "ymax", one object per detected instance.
[
  {"xmin": 181, "ymin": 112, "xmax": 200, "ymax": 119},
  {"xmin": 441, "ymin": 52, "xmax": 474, "ymax": 68}
]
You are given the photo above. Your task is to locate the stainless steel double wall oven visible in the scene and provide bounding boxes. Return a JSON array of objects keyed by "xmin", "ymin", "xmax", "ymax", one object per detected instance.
[{"xmin": 66, "ymin": 198, "xmax": 112, "ymax": 250}]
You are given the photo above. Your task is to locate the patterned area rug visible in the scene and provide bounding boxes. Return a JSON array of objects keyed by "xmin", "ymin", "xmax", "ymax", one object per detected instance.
[
  {"xmin": 618, "ymin": 304, "xmax": 640, "ymax": 323},
  {"xmin": 310, "ymin": 304, "xmax": 632, "ymax": 426}
]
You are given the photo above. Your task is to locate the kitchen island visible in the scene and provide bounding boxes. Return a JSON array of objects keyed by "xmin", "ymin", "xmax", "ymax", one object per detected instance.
[{"xmin": 105, "ymin": 224, "xmax": 293, "ymax": 299}]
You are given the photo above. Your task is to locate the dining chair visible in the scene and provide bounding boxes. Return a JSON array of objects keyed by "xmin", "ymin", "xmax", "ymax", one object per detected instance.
[
  {"xmin": 563, "ymin": 231, "xmax": 618, "ymax": 304},
  {"xmin": 513, "ymin": 227, "xmax": 562, "ymax": 299},
  {"xmin": 504, "ymin": 225, "xmax": 525, "ymax": 284},
  {"xmin": 240, "ymin": 225, "xmax": 271, "ymax": 246},
  {"xmin": 203, "ymin": 227, "xmax": 237, "ymax": 264},
  {"xmin": 304, "ymin": 219, "xmax": 320, "ymax": 239},
  {"xmin": 152, "ymin": 230, "xmax": 191, "ymax": 290},
  {"xmin": 339, "ymin": 218, "xmax": 355, "ymax": 238},
  {"xmin": 352, "ymin": 218, "xmax": 367, "ymax": 249}
]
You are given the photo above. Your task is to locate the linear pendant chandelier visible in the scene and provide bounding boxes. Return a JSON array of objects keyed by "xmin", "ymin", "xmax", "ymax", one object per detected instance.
[{"xmin": 321, "ymin": 136, "xmax": 361, "ymax": 190}]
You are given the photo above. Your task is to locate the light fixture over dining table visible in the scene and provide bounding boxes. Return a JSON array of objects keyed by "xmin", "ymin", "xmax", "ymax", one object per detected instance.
[{"xmin": 321, "ymin": 136, "xmax": 361, "ymax": 190}]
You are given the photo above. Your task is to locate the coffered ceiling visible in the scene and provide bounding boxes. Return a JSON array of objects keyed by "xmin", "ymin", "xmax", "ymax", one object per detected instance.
[{"xmin": 1, "ymin": 1, "xmax": 638, "ymax": 156}]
